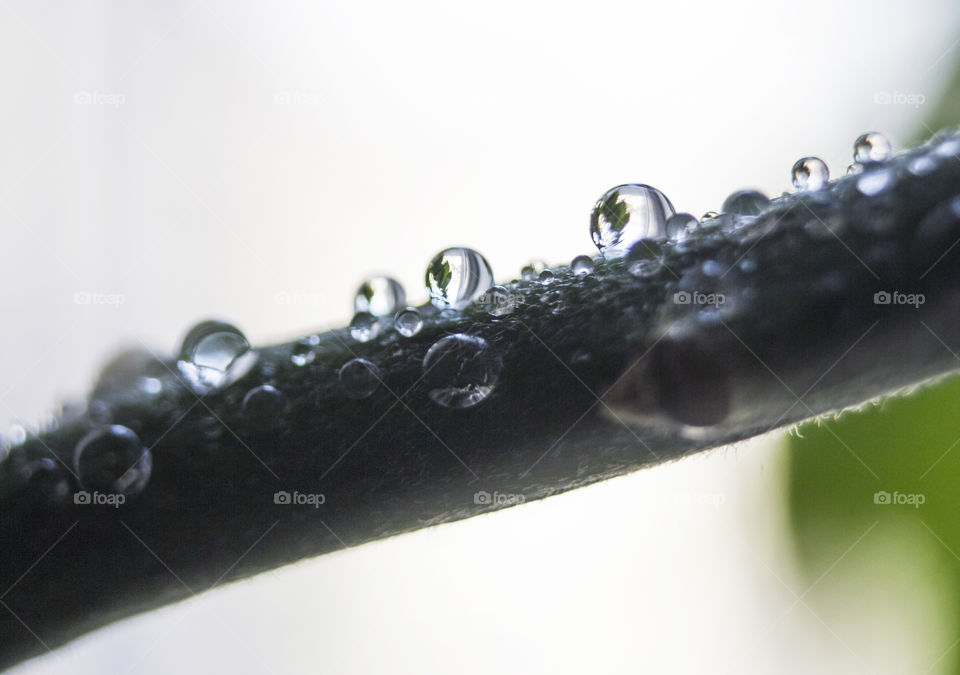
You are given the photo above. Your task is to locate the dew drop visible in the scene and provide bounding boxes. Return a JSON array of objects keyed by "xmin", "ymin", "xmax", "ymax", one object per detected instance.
[
  {"xmin": 856, "ymin": 169, "xmax": 893, "ymax": 196},
  {"xmin": 8, "ymin": 424, "xmax": 27, "ymax": 446},
  {"xmin": 241, "ymin": 384, "xmax": 287, "ymax": 425},
  {"xmin": 426, "ymin": 247, "xmax": 495, "ymax": 309},
  {"xmin": 722, "ymin": 189, "xmax": 770, "ymax": 216},
  {"xmin": 478, "ymin": 285, "xmax": 517, "ymax": 316},
  {"xmin": 73, "ymin": 425, "xmax": 152, "ymax": 496},
  {"xmin": 339, "ymin": 358, "xmax": 381, "ymax": 399},
  {"xmin": 520, "ymin": 260, "xmax": 547, "ymax": 280},
  {"xmin": 290, "ymin": 336, "xmax": 318, "ymax": 366},
  {"xmin": 23, "ymin": 458, "xmax": 70, "ymax": 505},
  {"xmin": 701, "ymin": 211, "xmax": 720, "ymax": 221},
  {"xmin": 665, "ymin": 213, "xmax": 699, "ymax": 241},
  {"xmin": 423, "ymin": 334, "xmax": 501, "ymax": 409},
  {"xmin": 908, "ymin": 155, "xmax": 937, "ymax": 177},
  {"xmin": 853, "ymin": 132, "xmax": 893, "ymax": 163},
  {"xmin": 847, "ymin": 163, "xmax": 864, "ymax": 175},
  {"xmin": 626, "ymin": 239, "xmax": 664, "ymax": 277},
  {"xmin": 353, "ymin": 276, "xmax": 406, "ymax": 317},
  {"xmin": 177, "ymin": 320, "xmax": 255, "ymax": 392},
  {"xmin": 589, "ymin": 184, "xmax": 675, "ymax": 257},
  {"xmin": 791, "ymin": 157, "xmax": 830, "ymax": 191},
  {"xmin": 570, "ymin": 255, "xmax": 595, "ymax": 276},
  {"xmin": 538, "ymin": 270, "xmax": 555, "ymax": 284},
  {"xmin": 349, "ymin": 312, "xmax": 381, "ymax": 343},
  {"xmin": 394, "ymin": 307, "xmax": 423, "ymax": 337},
  {"xmin": 137, "ymin": 377, "xmax": 162, "ymax": 395}
]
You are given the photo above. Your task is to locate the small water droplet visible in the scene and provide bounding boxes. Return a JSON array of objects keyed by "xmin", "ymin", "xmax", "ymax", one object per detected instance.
[
  {"xmin": 349, "ymin": 312, "xmax": 381, "ymax": 342},
  {"xmin": 339, "ymin": 358, "xmax": 381, "ymax": 399},
  {"xmin": 241, "ymin": 384, "xmax": 287, "ymax": 425},
  {"xmin": 394, "ymin": 308, "xmax": 423, "ymax": 337},
  {"xmin": 589, "ymin": 184, "xmax": 675, "ymax": 257},
  {"xmin": 23, "ymin": 458, "xmax": 70, "ymax": 505},
  {"xmin": 520, "ymin": 260, "xmax": 546, "ymax": 280},
  {"xmin": 73, "ymin": 425, "xmax": 152, "ymax": 496},
  {"xmin": 538, "ymin": 270, "xmax": 555, "ymax": 284},
  {"xmin": 665, "ymin": 213, "xmax": 699, "ymax": 241},
  {"xmin": 290, "ymin": 336, "xmax": 318, "ymax": 367},
  {"xmin": 908, "ymin": 155, "xmax": 937, "ymax": 177},
  {"xmin": 8, "ymin": 424, "xmax": 27, "ymax": 446},
  {"xmin": 791, "ymin": 157, "xmax": 830, "ymax": 191},
  {"xmin": 626, "ymin": 239, "xmax": 664, "ymax": 277},
  {"xmin": 701, "ymin": 211, "xmax": 720, "ymax": 221},
  {"xmin": 570, "ymin": 255, "xmax": 595, "ymax": 276},
  {"xmin": 722, "ymin": 189, "xmax": 770, "ymax": 216},
  {"xmin": 847, "ymin": 163, "xmax": 864, "ymax": 175},
  {"xmin": 479, "ymin": 286, "xmax": 517, "ymax": 316},
  {"xmin": 423, "ymin": 334, "xmax": 501, "ymax": 409},
  {"xmin": 137, "ymin": 377, "xmax": 162, "ymax": 395},
  {"xmin": 426, "ymin": 247, "xmax": 495, "ymax": 309},
  {"xmin": 853, "ymin": 132, "xmax": 892, "ymax": 163},
  {"xmin": 178, "ymin": 320, "xmax": 255, "ymax": 392},
  {"xmin": 353, "ymin": 276, "xmax": 406, "ymax": 316},
  {"xmin": 856, "ymin": 169, "xmax": 893, "ymax": 196}
]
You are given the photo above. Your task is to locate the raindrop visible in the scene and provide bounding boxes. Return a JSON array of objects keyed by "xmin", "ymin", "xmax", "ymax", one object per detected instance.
[
  {"xmin": 847, "ymin": 163, "xmax": 864, "ymax": 175},
  {"xmin": 349, "ymin": 312, "xmax": 381, "ymax": 343},
  {"xmin": 423, "ymin": 334, "xmax": 502, "ymax": 409},
  {"xmin": 137, "ymin": 377, "xmax": 163, "ymax": 395},
  {"xmin": 791, "ymin": 157, "xmax": 830, "ymax": 191},
  {"xmin": 73, "ymin": 425, "xmax": 152, "ymax": 496},
  {"xmin": 339, "ymin": 358, "xmax": 381, "ymax": 399},
  {"xmin": 538, "ymin": 270, "xmax": 555, "ymax": 284},
  {"xmin": 570, "ymin": 255, "xmax": 595, "ymax": 276},
  {"xmin": 426, "ymin": 247, "xmax": 495, "ymax": 309},
  {"xmin": 353, "ymin": 276, "xmax": 406, "ymax": 317},
  {"xmin": 177, "ymin": 320, "xmax": 255, "ymax": 392},
  {"xmin": 589, "ymin": 184, "xmax": 675, "ymax": 257},
  {"xmin": 241, "ymin": 384, "xmax": 287, "ymax": 425},
  {"xmin": 626, "ymin": 239, "xmax": 664, "ymax": 277},
  {"xmin": 856, "ymin": 169, "xmax": 893, "ymax": 197},
  {"xmin": 722, "ymin": 189, "xmax": 770, "ymax": 216},
  {"xmin": 853, "ymin": 132, "xmax": 893, "ymax": 163},
  {"xmin": 479, "ymin": 285, "xmax": 517, "ymax": 316},
  {"xmin": 520, "ymin": 260, "xmax": 547, "ymax": 280},
  {"xmin": 394, "ymin": 308, "xmax": 423, "ymax": 337},
  {"xmin": 665, "ymin": 213, "xmax": 699, "ymax": 241},
  {"xmin": 908, "ymin": 155, "xmax": 937, "ymax": 177},
  {"xmin": 291, "ymin": 336, "xmax": 318, "ymax": 367},
  {"xmin": 701, "ymin": 211, "xmax": 720, "ymax": 221}
]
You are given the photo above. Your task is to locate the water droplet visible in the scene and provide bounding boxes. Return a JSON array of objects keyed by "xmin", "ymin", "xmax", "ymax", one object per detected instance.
[
  {"xmin": 722, "ymin": 189, "xmax": 770, "ymax": 216},
  {"xmin": 394, "ymin": 308, "xmax": 423, "ymax": 337},
  {"xmin": 8, "ymin": 424, "xmax": 27, "ymax": 446},
  {"xmin": 23, "ymin": 459, "xmax": 70, "ymax": 505},
  {"xmin": 241, "ymin": 384, "xmax": 287, "ymax": 425},
  {"xmin": 73, "ymin": 425, "xmax": 152, "ymax": 496},
  {"xmin": 846, "ymin": 163, "xmax": 864, "ymax": 176},
  {"xmin": 571, "ymin": 255, "xmax": 595, "ymax": 276},
  {"xmin": 137, "ymin": 377, "xmax": 162, "ymax": 395},
  {"xmin": 426, "ymin": 247, "xmax": 495, "ymax": 309},
  {"xmin": 626, "ymin": 239, "xmax": 664, "ymax": 277},
  {"xmin": 520, "ymin": 260, "xmax": 546, "ymax": 280},
  {"xmin": 423, "ymin": 334, "xmax": 501, "ymax": 409},
  {"xmin": 589, "ymin": 184, "xmax": 675, "ymax": 257},
  {"xmin": 538, "ymin": 270, "xmax": 555, "ymax": 284},
  {"xmin": 701, "ymin": 211, "xmax": 720, "ymax": 221},
  {"xmin": 856, "ymin": 169, "xmax": 893, "ymax": 196},
  {"xmin": 349, "ymin": 312, "xmax": 381, "ymax": 343},
  {"xmin": 290, "ymin": 336, "xmax": 318, "ymax": 367},
  {"xmin": 853, "ymin": 132, "xmax": 892, "ymax": 163},
  {"xmin": 178, "ymin": 320, "xmax": 255, "ymax": 392},
  {"xmin": 908, "ymin": 155, "xmax": 937, "ymax": 177},
  {"xmin": 478, "ymin": 285, "xmax": 517, "ymax": 316},
  {"xmin": 791, "ymin": 157, "xmax": 830, "ymax": 191},
  {"xmin": 353, "ymin": 276, "xmax": 406, "ymax": 317},
  {"xmin": 339, "ymin": 358, "xmax": 381, "ymax": 399},
  {"xmin": 665, "ymin": 213, "xmax": 699, "ymax": 241}
]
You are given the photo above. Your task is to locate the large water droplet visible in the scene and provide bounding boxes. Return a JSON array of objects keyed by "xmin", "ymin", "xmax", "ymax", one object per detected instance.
[
  {"xmin": 73, "ymin": 425, "xmax": 152, "ymax": 496},
  {"xmin": 178, "ymin": 320, "xmax": 255, "ymax": 392},
  {"xmin": 853, "ymin": 132, "xmax": 892, "ymax": 163},
  {"xmin": 589, "ymin": 184, "xmax": 674, "ymax": 257},
  {"xmin": 664, "ymin": 213, "xmax": 699, "ymax": 241},
  {"xmin": 394, "ymin": 308, "xmax": 423, "ymax": 337},
  {"xmin": 479, "ymin": 285, "xmax": 517, "ymax": 316},
  {"xmin": 422, "ymin": 334, "xmax": 501, "ymax": 409},
  {"xmin": 291, "ymin": 335, "xmax": 318, "ymax": 366},
  {"xmin": 339, "ymin": 358, "xmax": 381, "ymax": 399},
  {"xmin": 570, "ymin": 255, "xmax": 595, "ymax": 276},
  {"xmin": 349, "ymin": 312, "xmax": 381, "ymax": 343},
  {"xmin": 791, "ymin": 157, "xmax": 830, "ymax": 191},
  {"xmin": 626, "ymin": 239, "xmax": 664, "ymax": 277},
  {"xmin": 241, "ymin": 384, "xmax": 287, "ymax": 426},
  {"xmin": 426, "ymin": 247, "xmax": 495, "ymax": 309},
  {"xmin": 353, "ymin": 276, "xmax": 406, "ymax": 316},
  {"xmin": 722, "ymin": 189, "xmax": 770, "ymax": 216}
]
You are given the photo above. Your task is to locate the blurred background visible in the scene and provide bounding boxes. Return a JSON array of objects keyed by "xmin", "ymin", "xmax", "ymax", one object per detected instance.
[{"xmin": 2, "ymin": 0, "xmax": 960, "ymax": 672}]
